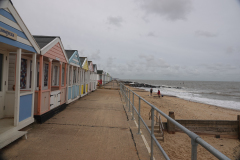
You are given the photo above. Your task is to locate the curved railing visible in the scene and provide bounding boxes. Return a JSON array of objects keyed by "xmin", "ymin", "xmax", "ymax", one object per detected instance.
[{"xmin": 120, "ymin": 83, "xmax": 230, "ymax": 160}]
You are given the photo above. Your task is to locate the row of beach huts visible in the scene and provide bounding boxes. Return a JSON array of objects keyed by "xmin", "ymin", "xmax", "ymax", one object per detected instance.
[{"xmin": 0, "ymin": 0, "xmax": 112, "ymax": 148}]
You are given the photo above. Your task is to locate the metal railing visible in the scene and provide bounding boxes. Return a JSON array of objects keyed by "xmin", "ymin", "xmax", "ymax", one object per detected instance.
[
  {"xmin": 120, "ymin": 83, "xmax": 230, "ymax": 160},
  {"xmin": 101, "ymin": 80, "xmax": 119, "ymax": 89}
]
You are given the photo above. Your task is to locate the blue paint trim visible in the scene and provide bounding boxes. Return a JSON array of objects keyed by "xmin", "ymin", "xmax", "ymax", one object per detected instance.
[
  {"xmin": 68, "ymin": 87, "xmax": 72, "ymax": 100},
  {"xmin": 79, "ymin": 86, "xmax": 81, "ymax": 96},
  {"xmin": 69, "ymin": 51, "xmax": 81, "ymax": 66},
  {"xmin": 76, "ymin": 85, "xmax": 79, "ymax": 97},
  {"xmin": 68, "ymin": 51, "xmax": 77, "ymax": 61},
  {"xmin": 0, "ymin": 21, "xmax": 28, "ymax": 40},
  {"xmin": 0, "ymin": 35, "xmax": 36, "ymax": 52},
  {"xmin": 19, "ymin": 94, "xmax": 32, "ymax": 122},
  {"xmin": 72, "ymin": 86, "xmax": 75, "ymax": 99},
  {"xmin": 0, "ymin": 9, "xmax": 17, "ymax": 23}
]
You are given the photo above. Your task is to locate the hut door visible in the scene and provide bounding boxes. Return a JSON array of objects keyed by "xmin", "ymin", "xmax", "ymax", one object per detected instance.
[{"xmin": 0, "ymin": 54, "xmax": 4, "ymax": 119}]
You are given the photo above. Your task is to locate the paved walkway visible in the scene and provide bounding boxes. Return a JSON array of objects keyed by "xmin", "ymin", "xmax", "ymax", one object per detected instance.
[{"xmin": 1, "ymin": 84, "xmax": 148, "ymax": 160}]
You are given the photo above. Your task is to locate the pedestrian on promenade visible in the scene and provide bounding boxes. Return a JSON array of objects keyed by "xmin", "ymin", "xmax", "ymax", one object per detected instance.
[
  {"xmin": 150, "ymin": 88, "xmax": 153, "ymax": 96},
  {"xmin": 157, "ymin": 90, "xmax": 160, "ymax": 98}
]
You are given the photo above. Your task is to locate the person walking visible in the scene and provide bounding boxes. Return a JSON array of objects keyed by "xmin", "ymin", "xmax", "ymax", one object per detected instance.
[
  {"xmin": 150, "ymin": 88, "xmax": 153, "ymax": 96},
  {"xmin": 157, "ymin": 90, "xmax": 160, "ymax": 98}
]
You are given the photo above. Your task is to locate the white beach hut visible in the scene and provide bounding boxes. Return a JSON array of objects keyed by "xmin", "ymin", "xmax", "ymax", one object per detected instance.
[{"xmin": 0, "ymin": 0, "xmax": 40, "ymax": 148}]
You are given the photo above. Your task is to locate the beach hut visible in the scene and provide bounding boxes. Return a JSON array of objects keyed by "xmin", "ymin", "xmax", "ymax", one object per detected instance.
[
  {"xmin": 33, "ymin": 36, "xmax": 68, "ymax": 123},
  {"xmin": 88, "ymin": 61, "xmax": 94, "ymax": 92},
  {"xmin": 0, "ymin": 0, "xmax": 40, "ymax": 148},
  {"xmin": 65, "ymin": 50, "xmax": 81, "ymax": 104},
  {"xmin": 102, "ymin": 71, "xmax": 106, "ymax": 85},
  {"xmin": 93, "ymin": 64, "xmax": 97, "ymax": 90},
  {"xmin": 106, "ymin": 73, "xmax": 112, "ymax": 83},
  {"xmin": 80, "ymin": 57, "xmax": 89, "ymax": 96},
  {"xmin": 97, "ymin": 70, "xmax": 103, "ymax": 85}
]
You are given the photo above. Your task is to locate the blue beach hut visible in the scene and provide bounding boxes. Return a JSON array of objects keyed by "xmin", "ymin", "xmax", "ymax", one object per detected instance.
[
  {"xmin": 0, "ymin": 0, "xmax": 40, "ymax": 148},
  {"xmin": 65, "ymin": 50, "xmax": 81, "ymax": 104}
]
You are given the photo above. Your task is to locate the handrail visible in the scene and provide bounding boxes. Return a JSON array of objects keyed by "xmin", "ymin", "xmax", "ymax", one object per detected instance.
[{"xmin": 120, "ymin": 82, "xmax": 230, "ymax": 160}]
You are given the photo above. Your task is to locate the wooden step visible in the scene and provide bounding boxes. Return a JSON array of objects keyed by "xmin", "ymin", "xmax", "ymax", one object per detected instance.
[{"xmin": 0, "ymin": 130, "xmax": 27, "ymax": 149}]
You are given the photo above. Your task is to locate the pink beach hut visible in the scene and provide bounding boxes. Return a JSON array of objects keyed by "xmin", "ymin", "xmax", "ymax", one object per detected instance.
[{"xmin": 33, "ymin": 36, "xmax": 68, "ymax": 123}]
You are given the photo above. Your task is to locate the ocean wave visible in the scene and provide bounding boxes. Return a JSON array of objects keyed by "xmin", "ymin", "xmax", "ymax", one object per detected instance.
[
  {"xmin": 200, "ymin": 92, "xmax": 240, "ymax": 97},
  {"xmin": 137, "ymin": 86, "xmax": 240, "ymax": 110}
]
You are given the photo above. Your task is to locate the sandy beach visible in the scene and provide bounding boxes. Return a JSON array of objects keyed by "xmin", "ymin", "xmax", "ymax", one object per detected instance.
[{"xmin": 127, "ymin": 85, "xmax": 240, "ymax": 160}]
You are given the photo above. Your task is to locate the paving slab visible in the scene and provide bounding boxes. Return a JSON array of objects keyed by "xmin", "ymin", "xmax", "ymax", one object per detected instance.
[{"xmin": 0, "ymin": 88, "xmax": 146, "ymax": 160}]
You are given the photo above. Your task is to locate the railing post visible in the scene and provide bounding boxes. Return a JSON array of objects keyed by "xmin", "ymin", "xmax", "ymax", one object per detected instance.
[
  {"xmin": 125, "ymin": 87, "xmax": 127, "ymax": 104},
  {"xmin": 124, "ymin": 86, "xmax": 126, "ymax": 103},
  {"xmin": 132, "ymin": 92, "xmax": 134, "ymax": 120},
  {"xmin": 138, "ymin": 97, "xmax": 141, "ymax": 134},
  {"xmin": 151, "ymin": 108, "xmax": 154, "ymax": 160},
  {"xmin": 128, "ymin": 89, "xmax": 131, "ymax": 112},
  {"xmin": 125, "ymin": 87, "xmax": 127, "ymax": 105},
  {"xmin": 191, "ymin": 139, "xmax": 198, "ymax": 160}
]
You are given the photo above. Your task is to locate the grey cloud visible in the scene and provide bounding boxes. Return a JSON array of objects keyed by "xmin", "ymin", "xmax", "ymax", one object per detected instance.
[
  {"xmin": 139, "ymin": 54, "xmax": 170, "ymax": 68},
  {"xmin": 173, "ymin": 66, "xmax": 180, "ymax": 70},
  {"xmin": 142, "ymin": 16, "xmax": 150, "ymax": 23},
  {"xmin": 107, "ymin": 16, "xmax": 123, "ymax": 27},
  {"xmin": 78, "ymin": 49, "xmax": 84, "ymax": 56},
  {"xmin": 147, "ymin": 32, "xmax": 157, "ymax": 37},
  {"xmin": 204, "ymin": 63, "xmax": 237, "ymax": 71},
  {"xmin": 88, "ymin": 50, "xmax": 101, "ymax": 61},
  {"xmin": 140, "ymin": 0, "xmax": 192, "ymax": 21},
  {"xmin": 195, "ymin": 30, "xmax": 218, "ymax": 37},
  {"xmin": 225, "ymin": 47, "xmax": 234, "ymax": 55},
  {"xmin": 186, "ymin": 68, "xmax": 199, "ymax": 75},
  {"xmin": 66, "ymin": 45, "xmax": 72, "ymax": 49},
  {"xmin": 106, "ymin": 57, "xmax": 115, "ymax": 68}
]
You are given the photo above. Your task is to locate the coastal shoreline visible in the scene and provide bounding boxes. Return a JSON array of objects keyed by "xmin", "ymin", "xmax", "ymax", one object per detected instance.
[
  {"xmin": 124, "ymin": 85, "xmax": 240, "ymax": 160},
  {"xmin": 133, "ymin": 86, "xmax": 240, "ymax": 112}
]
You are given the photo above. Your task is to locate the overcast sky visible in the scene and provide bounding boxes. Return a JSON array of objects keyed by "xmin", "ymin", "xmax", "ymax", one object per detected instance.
[{"xmin": 12, "ymin": 0, "xmax": 240, "ymax": 81}]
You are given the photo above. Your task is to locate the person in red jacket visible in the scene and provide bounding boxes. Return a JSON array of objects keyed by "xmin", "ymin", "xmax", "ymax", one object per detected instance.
[{"xmin": 157, "ymin": 90, "xmax": 160, "ymax": 98}]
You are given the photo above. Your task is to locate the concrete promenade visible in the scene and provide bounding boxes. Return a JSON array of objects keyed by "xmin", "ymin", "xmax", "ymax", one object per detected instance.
[{"xmin": 0, "ymin": 82, "xmax": 149, "ymax": 160}]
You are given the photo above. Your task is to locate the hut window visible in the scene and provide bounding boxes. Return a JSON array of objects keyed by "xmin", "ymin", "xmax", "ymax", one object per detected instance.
[
  {"xmin": 54, "ymin": 66, "xmax": 58, "ymax": 86},
  {"xmin": 20, "ymin": 58, "xmax": 27, "ymax": 89},
  {"xmin": 62, "ymin": 67, "xmax": 65, "ymax": 86},
  {"xmin": 78, "ymin": 69, "xmax": 80, "ymax": 83},
  {"xmin": 29, "ymin": 61, "xmax": 32, "ymax": 88},
  {"xmin": 69, "ymin": 68, "xmax": 71, "ymax": 85},
  {"xmin": 73, "ymin": 69, "xmax": 76, "ymax": 84},
  {"xmin": 0, "ymin": 54, "xmax": 3, "ymax": 91},
  {"xmin": 44, "ymin": 63, "xmax": 48, "ymax": 87}
]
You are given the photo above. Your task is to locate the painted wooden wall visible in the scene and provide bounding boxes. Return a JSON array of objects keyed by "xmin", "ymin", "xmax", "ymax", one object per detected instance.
[
  {"xmin": 68, "ymin": 87, "xmax": 72, "ymax": 100},
  {"xmin": 40, "ymin": 91, "xmax": 50, "ymax": 114},
  {"xmin": 69, "ymin": 52, "xmax": 80, "ymax": 66},
  {"xmin": 19, "ymin": 94, "xmax": 32, "ymax": 122},
  {"xmin": 82, "ymin": 59, "xmax": 89, "ymax": 71},
  {"xmin": 61, "ymin": 88, "xmax": 66, "ymax": 105},
  {"xmin": 34, "ymin": 92, "xmax": 38, "ymax": 115},
  {"xmin": 44, "ymin": 43, "xmax": 67, "ymax": 63},
  {"xmin": 0, "ymin": 8, "xmax": 37, "ymax": 53}
]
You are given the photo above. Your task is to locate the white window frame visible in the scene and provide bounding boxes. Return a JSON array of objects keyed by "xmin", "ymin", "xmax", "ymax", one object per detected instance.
[
  {"xmin": 73, "ymin": 67, "xmax": 77, "ymax": 85},
  {"xmin": 52, "ymin": 63, "xmax": 59, "ymax": 86},
  {"xmin": 42, "ymin": 61, "xmax": 49, "ymax": 90},
  {"xmin": 20, "ymin": 55, "xmax": 33, "ymax": 90}
]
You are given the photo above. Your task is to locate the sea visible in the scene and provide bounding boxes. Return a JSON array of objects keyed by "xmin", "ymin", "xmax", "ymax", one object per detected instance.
[{"xmin": 125, "ymin": 80, "xmax": 240, "ymax": 111}]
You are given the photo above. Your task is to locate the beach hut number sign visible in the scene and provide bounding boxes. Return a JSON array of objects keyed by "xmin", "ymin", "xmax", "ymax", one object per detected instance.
[{"xmin": 0, "ymin": 26, "xmax": 17, "ymax": 40}]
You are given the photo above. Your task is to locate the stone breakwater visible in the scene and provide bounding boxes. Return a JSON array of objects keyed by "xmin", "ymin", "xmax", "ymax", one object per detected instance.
[
  {"xmin": 122, "ymin": 81, "xmax": 182, "ymax": 89},
  {"xmin": 122, "ymin": 81, "xmax": 158, "ymax": 88}
]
